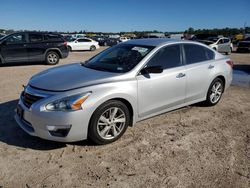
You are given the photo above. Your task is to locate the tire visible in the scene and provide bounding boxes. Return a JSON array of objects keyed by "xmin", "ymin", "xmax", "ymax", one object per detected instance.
[
  {"xmin": 225, "ymin": 48, "xmax": 232, "ymax": 55},
  {"xmin": 90, "ymin": 45, "xmax": 96, "ymax": 51},
  {"xmin": 68, "ymin": 46, "xmax": 72, "ymax": 52},
  {"xmin": 88, "ymin": 100, "xmax": 131, "ymax": 145},
  {"xmin": 45, "ymin": 51, "xmax": 59, "ymax": 65},
  {"xmin": 204, "ymin": 78, "xmax": 224, "ymax": 106}
]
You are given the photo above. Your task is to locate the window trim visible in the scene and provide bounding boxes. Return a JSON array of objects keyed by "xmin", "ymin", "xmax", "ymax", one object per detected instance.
[
  {"xmin": 140, "ymin": 43, "xmax": 184, "ymax": 72},
  {"xmin": 28, "ymin": 33, "xmax": 44, "ymax": 43},
  {"xmin": 4, "ymin": 33, "xmax": 28, "ymax": 45}
]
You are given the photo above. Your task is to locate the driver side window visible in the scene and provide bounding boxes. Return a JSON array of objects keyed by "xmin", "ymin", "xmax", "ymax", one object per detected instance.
[
  {"xmin": 146, "ymin": 45, "xmax": 182, "ymax": 69},
  {"xmin": 6, "ymin": 34, "xmax": 26, "ymax": 44}
]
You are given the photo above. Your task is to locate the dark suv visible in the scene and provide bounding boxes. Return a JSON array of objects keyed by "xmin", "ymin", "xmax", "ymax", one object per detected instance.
[
  {"xmin": 0, "ymin": 32, "xmax": 69, "ymax": 65},
  {"xmin": 237, "ymin": 37, "xmax": 250, "ymax": 52}
]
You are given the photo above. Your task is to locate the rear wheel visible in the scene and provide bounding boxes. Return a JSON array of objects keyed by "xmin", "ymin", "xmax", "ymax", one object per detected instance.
[
  {"xmin": 88, "ymin": 100, "xmax": 130, "ymax": 145},
  {"xmin": 204, "ymin": 78, "xmax": 224, "ymax": 106},
  {"xmin": 45, "ymin": 51, "xmax": 59, "ymax": 65},
  {"xmin": 90, "ymin": 45, "xmax": 96, "ymax": 51}
]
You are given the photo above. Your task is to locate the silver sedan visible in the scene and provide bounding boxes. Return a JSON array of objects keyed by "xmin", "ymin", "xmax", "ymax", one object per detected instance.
[{"xmin": 15, "ymin": 39, "xmax": 233, "ymax": 144}]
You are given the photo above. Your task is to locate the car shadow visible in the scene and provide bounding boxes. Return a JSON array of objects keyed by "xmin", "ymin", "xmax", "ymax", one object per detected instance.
[
  {"xmin": 233, "ymin": 64, "xmax": 250, "ymax": 74},
  {"xmin": 0, "ymin": 99, "xmax": 93, "ymax": 150},
  {"xmin": 0, "ymin": 61, "xmax": 46, "ymax": 67}
]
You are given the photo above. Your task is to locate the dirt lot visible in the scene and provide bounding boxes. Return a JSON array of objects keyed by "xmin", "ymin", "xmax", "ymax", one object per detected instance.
[{"xmin": 0, "ymin": 48, "xmax": 249, "ymax": 188}]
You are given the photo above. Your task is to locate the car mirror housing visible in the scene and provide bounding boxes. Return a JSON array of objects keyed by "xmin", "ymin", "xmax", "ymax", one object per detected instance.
[{"xmin": 141, "ymin": 66, "xmax": 163, "ymax": 74}]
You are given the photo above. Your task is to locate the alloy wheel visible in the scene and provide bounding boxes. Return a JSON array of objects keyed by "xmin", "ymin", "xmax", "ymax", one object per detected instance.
[
  {"xmin": 97, "ymin": 107, "xmax": 126, "ymax": 140},
  {"xmin": 210, "ymin": 81, "xmax": 223, "ymax": 104},
  {"xmin": 47, "ymin": 53, "xmax": 58, "ymax": 64}
]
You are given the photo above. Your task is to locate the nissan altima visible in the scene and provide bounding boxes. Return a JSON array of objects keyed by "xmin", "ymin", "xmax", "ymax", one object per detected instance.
[{"xmin": 15, "ymin": 38, "xmax": 233, "ymax": 144}]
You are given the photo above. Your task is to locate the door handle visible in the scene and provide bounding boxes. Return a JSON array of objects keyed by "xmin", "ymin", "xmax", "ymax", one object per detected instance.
[
  {"xmin": 208, "ymin": 65, "xmax": 214, "ymax": 69},
  {"xmin": 176, "ymin": 73, "xmax": 186, "ymax": 78},
  {"xmin": 23, "ymin": 44, "xmax": 27, "ymax": 47}
]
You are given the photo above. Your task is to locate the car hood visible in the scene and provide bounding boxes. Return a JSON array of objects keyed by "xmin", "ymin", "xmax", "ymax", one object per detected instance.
[{"xmin": 29, "ymin": 63, "xmax": 121, "ymax": 91}]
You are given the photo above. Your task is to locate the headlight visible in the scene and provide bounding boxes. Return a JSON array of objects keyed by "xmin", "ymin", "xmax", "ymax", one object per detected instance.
[{"xmin": 45, "ymin": 92, "xmax": 91, "ymax": 111}]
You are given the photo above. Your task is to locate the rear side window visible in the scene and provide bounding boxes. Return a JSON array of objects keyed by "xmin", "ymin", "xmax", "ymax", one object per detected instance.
[
  {"xmin": 223, "ymin": 38, "xmax": 230, "ymax": 43},
  {"xmin": 184, "ymin": 44, "xmax": 214, "ymax": 65},
  {"xmin": 147, "ymin": 45, "xmax": 182, "ymax": 69},
  {"xmin": 78, "ymin": 39, "xmax": 91, "ymax": 42},
  {"xmin": 29, "ymin": 34, "xmax": 43, "ymax": 42},
  {"xmin": 44, "ymin": 34, "xmax": 63, "ymax": 42}
]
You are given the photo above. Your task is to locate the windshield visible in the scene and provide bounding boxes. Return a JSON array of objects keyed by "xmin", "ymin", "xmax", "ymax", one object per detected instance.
[{"xmin": 83, "ymin": 44, "xmax": 154, "ymax": 73}]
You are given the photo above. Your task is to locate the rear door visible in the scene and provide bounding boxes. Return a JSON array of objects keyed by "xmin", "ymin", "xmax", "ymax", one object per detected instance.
[
  {"xmin": 0, "ymin": 33, "xmax": 28, "ymax": 62},
  {"xmin": 27, "ymin": 33, "xmax": 46, "ymax": 61},
  {"xmin": 183, "ymin": 44, "xmax": 215, "ymax": 103}
]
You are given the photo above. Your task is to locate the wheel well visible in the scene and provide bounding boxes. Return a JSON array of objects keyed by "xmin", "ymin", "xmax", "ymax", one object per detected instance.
[
  {"xmin": 46, "ymin": 49, "xmax": 62, "ymax": 58},
  {"xmin": 111, "ymin": 98, "xmax": 134, "ymax": 126},
  {"xmin": 216, "ymin": 75, "xmax": 226, "ymax": 92}
]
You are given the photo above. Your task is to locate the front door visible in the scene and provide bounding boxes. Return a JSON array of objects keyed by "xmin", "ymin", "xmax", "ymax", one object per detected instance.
[
  {"xmin": 137, "ymin": 44, "xmax": 186, "ymax": 118},
  {"xmin": 1, "ymin": 33, "xmax": 28, "ymax": 62}
]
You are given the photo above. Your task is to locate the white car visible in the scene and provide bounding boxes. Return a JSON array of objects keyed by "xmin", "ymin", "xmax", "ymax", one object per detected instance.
[
  {"xmin": 119, "ymin": 37, "xmax": 130, "ymax": 42},
  {"xmin": 67, "ymin": 38, "xmax": 99, "ymax": 51},
  {"xmin": 203, "ymin": 37, "xmax": 233, "ymax": 55}
]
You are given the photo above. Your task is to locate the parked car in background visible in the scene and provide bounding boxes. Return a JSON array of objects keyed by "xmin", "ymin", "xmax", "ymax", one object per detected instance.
[
  {"xmin": 191, "ymin": 34, "xmax": 218, "ymax": 41},
  {"xmin": 103, "ymin": 37, "xmax": 120, "ymax": 46},
  {"xmin": 63, "ymin": 35, "xmax": 75, "ymax": 42},
  {"xmin": 0, "ymin": 32, "xmax": 68, "ymax": 65},
  {"xmin": 237, "ymin": 37, "xmax": 250, "ymax": 52},
  {"xmin": 119, "ymin": 37, "xmax": 130, "ymax": 42},
  {"xmin": 15, "ymin": 39, "xmax": 233, "ymax": 144},
  {"xmin": 91, "ymin": 36, "xmax": 108, "ymax": 46},
  {"xmin": 197, "ymin": 37, "xmax": 233, "ymax": 55},
  {"xmin": 67, "ymin": 38, "xmax": 99, "ymax": 51}
]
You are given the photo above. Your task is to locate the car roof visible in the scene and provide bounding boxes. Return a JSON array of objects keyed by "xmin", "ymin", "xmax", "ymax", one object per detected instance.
[
  {"xmin": 124, "ymin": 38, "xmax": 197, "ymax": 47},
  {"xmin": 9, "ymin": 31, "xmax": 62, "ymax": 35}
]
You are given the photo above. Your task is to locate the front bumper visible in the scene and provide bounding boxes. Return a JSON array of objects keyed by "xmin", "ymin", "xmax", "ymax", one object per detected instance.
[{"xmin": 14, "ymin": 97, "xmax": 90, "ymax": 142}]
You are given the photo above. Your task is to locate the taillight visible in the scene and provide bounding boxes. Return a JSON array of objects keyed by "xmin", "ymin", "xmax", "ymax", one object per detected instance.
[
  {"xmin": 226, "ymin": 60, "xmax": 234, "ymax": 68},
  {"xmin": 64, "ymin": 42, "xmax": 67, "ymax": 46}
]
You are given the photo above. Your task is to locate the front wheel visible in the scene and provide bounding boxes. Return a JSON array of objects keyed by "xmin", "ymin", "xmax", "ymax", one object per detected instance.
[
  {"xmin": 204, "ymin": 78, "xmax": 224, "ymax": 106},
  {"xmin": 88, "ymin": 100, "xmax": 130, "ymax": 145},
  {"xmin": 45, "ymin": 51, "xmax": 59, "ymax": 65}
]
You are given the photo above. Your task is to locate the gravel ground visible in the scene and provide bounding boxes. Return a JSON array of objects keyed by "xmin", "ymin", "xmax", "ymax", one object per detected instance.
[{"xmin": 0, "ymin": 48, "xmax": 249, "ymax": 188}]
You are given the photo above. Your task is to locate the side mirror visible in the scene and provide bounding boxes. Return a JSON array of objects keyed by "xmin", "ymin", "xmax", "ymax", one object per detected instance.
[
  {"xmin": 141, "ymin": 65, "xmax": 163, "ymax": 74},
  {"xmin": 75, "ymin": 40, "xmax": 78, "ymax": 43}
]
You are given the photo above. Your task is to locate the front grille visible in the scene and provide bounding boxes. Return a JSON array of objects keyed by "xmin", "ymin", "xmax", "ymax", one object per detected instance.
[{"xmin": 21, "ymin": 91, "xmax": 44, "ymax": 108}]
